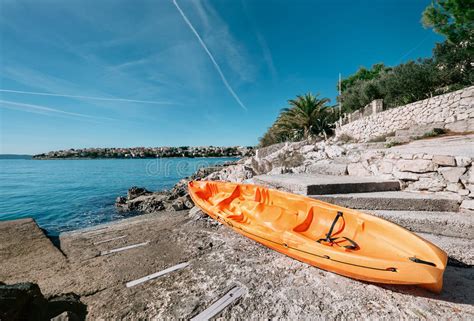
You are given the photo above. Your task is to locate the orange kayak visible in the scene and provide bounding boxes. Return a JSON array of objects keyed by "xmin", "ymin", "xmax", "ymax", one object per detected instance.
[{"xmin": 188, "ymin": 180, "xmax": 447, "ymax": 293}]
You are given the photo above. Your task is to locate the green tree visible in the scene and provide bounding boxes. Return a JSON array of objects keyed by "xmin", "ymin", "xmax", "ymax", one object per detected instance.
[
  {"xmin": 279, "ymin": 93, "xmax": 334, "ymax": 140},
  {"xmin": 259, "ymin": 93, "xmax": 336, "ymax": 146},
  {"xmin": 432, "ymin": 40, "xmax": 473, "ymax": 88},
  {"xmin": 422, "ymin": 0, "xmax": 473, "ymax": 43},
  {"xmin": 422, "ymin": 0, "xmax": 473, "ymax": 91},
  {"xmin": 339, "ymin": 63, "xmax": 390, "ymax": 92},
  {"xmin": 378, "ymin": 59, "xmax": 441, "ymax": 107}
]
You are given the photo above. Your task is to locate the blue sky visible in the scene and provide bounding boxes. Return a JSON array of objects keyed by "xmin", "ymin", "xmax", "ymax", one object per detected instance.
[{"xmin": 0, "ymin": 0, "xmax": 442, "ymax": 154}]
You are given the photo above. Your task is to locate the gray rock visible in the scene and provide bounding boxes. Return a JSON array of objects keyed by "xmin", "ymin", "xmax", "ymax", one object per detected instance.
[
  {"xmin": 47, "ymin": 293, "xmax": 87, "ymax": 321},
  {"xmin": 300, "ymin": 145, "xmax": 315, "ymax": 154},
  {"xmin": 347, "ymin": 163, "xmax": 371, "ymax": 176},
  {"xmin": 461, "ymin": 199, "xmax": 474, "ymax": 210},
  {"xmin": 255, "ymin": 142, "xmax": 286, "ymax": 159},
  {"xmin": 267, "ymin": 166, "xmax": 288, "ymax": 175},
  {"xmin": 0, "ymin": 282, "xmax": 48, "ymax": 321},
  {"xmin": 446, "ymin": 183, "xmax": 463, "ymax": 193},
  {"xmin": 432, "ymin": 155, "xmax": 456, "ymax": 166},
  {"xmin": 407, "ymin": 177, "xmax": 446, "ymax": 192},
  {"xmin": 455, "ymin": 156, "xmax": 472, "ymax": 167},
  {"xmin": 305, "ymin": 162, "xmax": 348, "ymax": 176},
  {"xmin": 127, "ymin": 186, "xmax": 152, "ymax": 200},
  {"xmin": 393, "ymin": 171, "xmax": 419, "ymax": 181},
  {"xmin": 0, "ymin": 283, "xmax": 86, "ymax": 321},
  {"xmin": 438, "ymin": 167, "xmax": 467, "ymax": 183},
  {"xmin": 396, "ymin": 159, "xmax": 436, "ymax": 173},
  {"xmin": 51, "ymin": 311, "xmax": 80, "ymax": 321},
  {"xmin": 444, "ymin": 118, "xmax": 474, "ymax": 132},
  {"xmin": 400, "ymin": 153, "xmax": 414, "ymax": 160},
  {"xmin": 460, "ymin": 167, "xmax": 474, "ymax": 185},
  {"xmin": 324, "ymin": 145, "xmax": 345, "ymax": 158},
  {"xmin": 250, "ymin": 158, "xmax": 272, "ymax": 175},
  {"xmin": 378, "ymin": 161, "xmax": 394, "ymax": 174},
  {"xmin": 305, "ymin": 151, "xmax": 326, "ymax": 160}
]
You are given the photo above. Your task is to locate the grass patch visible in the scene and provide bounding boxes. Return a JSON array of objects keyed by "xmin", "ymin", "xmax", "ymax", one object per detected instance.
[
  {"xmin": 337, "ymin": 133, "xmax": 355, "ymax": 143},
  {"xmin": 368, "ymin": 132, "xmax": 395, "ymax": 143},
  {"xmin": 416, "ymin": 128, "xmax": 446, "ymax": 139},
  {"xmin": 385, "ymin": 141, "xmax": 404, "ymax": 148}
]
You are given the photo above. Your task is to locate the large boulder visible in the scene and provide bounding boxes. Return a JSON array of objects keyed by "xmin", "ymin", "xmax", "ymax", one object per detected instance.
[
  {"xmin": 0, "ymin": 282, "xmax": 48, "ymax": 321},
  {"xmin": 0, "ymin": 283, "xmax": 86, "ymax": 321},
  {"xmin": 127, "ymin": 186, "xmax": 152, "ymax": 200}
]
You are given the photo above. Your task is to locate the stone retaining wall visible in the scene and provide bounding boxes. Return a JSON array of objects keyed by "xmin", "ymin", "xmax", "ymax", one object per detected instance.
[
  {"xmin": 346, "ymin": 148, "xmax": 473, "ymax": 205},
  {"xmin": 339, "ymin": 99, "xmax": 383, "ymax": 126},
  {"xmin": 250, "ymin": 136, "xmax": 474, "ymax": 204},
  {"xmin": 336, "ymin": 86, "xmax": 474, "ymax": 141}
]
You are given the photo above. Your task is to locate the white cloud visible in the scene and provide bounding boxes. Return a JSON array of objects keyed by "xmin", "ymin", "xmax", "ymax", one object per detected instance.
[
  {"xmin": 173, "ymin": 0, "xmax": 248, "ymax": 111},
  {"xmin": 0, "ymin": 89, "xmax": 173, "ymax": 105},
  {"xmin": 0, "ymin": 99, "xmax": 114, "ymax": 122}
]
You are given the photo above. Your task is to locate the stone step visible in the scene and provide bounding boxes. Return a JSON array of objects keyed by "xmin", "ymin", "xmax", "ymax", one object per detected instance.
[
  {"xmin": 311, "ymin": 191, "xmax": 461, "ymax": 212},
  {"xmin": 253, "ymin": 174, "xmax": 400, "ymax": 195},
  {"xmin": 367, "ymin": 210, "xmax": 473, "ymax": 239},
  {"xmin": 416, "ymin": 232, "xmax": 473, "ymax": 266}
]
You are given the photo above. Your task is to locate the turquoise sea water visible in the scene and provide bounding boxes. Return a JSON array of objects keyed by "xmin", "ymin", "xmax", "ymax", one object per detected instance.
[{"xmin": 0, "ymin": 158, "xmax": 235, "ymax": 236}]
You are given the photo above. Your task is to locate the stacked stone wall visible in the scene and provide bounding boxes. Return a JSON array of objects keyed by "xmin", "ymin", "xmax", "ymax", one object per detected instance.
[{"xmin": 336, "ymin": 86, "xmax": 474, "ymax": 141}]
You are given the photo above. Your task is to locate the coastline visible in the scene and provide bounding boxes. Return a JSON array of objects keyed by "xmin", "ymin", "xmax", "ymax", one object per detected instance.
[{"xmin": 31, "ymin": 156, "xmax": 242, "ymax": 160}]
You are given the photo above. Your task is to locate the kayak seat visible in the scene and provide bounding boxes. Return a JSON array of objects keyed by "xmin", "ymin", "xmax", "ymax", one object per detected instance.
[
  {"xmin": 316, "ymin": 212, "xmax": 359, "ymax": 250},
  {"xmin": 293, "ymin": 207, "xmax": 315, "ymax": 232},
  {"xmin": 254, "ymin": 203, "xmax": 298, "ymax": 232}
]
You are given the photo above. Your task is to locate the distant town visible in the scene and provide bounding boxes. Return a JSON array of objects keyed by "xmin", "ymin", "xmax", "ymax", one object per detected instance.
[{"xmin": 32, "ymin": 146, "xmax": 255, "ymax": 159}]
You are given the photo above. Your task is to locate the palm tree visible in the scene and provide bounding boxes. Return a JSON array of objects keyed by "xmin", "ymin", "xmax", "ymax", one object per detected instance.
[{"xmin": 277, "ymin": 93, "xmax": 334, "ymax": 140}]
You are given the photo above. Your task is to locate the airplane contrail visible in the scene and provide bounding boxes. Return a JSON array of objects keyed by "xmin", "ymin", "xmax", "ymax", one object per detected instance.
[
  {"xmin": 0, "ymin": 89, "xmax": 173, "ymax": 105},
  {"xmin": 172, "ymin": 0, "xmax": 248, "ymax": 111},
  {"xmin": 0, "ymin": 99, "xmax": 114, "ymax": 121}
]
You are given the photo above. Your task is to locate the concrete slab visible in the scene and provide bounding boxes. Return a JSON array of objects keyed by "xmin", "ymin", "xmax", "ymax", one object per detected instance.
[
  {"xmin": 311, "ymin": 191, "xmax": 461, "ymax": 211},
  {"xmin": 0, "ymin": 218, "xmax": 70, "ymax": 295},
  {"xmin": 368, "ymin": 210, "xmax": 474, "ymax": 239},
  {"xmin": 253, "ymin": 174, "xmax": 400, "ymax": 195}
]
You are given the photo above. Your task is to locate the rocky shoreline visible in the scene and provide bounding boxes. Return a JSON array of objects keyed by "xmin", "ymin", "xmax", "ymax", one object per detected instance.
[
  {"xmin": 115, "ymin": 133, "xmax": 474, "ymax": 216},
  {"xmin": 34, "ymin": 146, "xmax": 254, "ymax": 160},
  {"xmin": 114, "ymin": 160, "xmax": 249, "ymax": 213}
]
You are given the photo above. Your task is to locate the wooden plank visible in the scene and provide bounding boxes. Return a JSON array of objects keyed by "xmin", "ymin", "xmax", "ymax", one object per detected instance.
[
  {"xmin": 100, "ymin": 241, "xmax": 149, "ymax": 256},
  {"xmin": 191, "ymin": 286, "xmax": 244, "ymax": 321},
  {"xmin": 93, "ymin": 235, "xmax": 127, "ymax": 245},
  {"xmin": 125, "ymin": 262, "xmax": 190, "ymax": 288}
]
